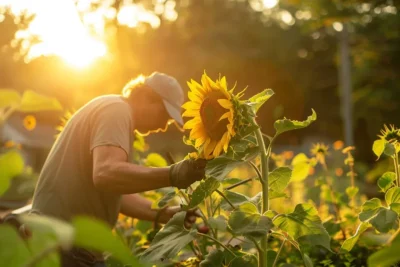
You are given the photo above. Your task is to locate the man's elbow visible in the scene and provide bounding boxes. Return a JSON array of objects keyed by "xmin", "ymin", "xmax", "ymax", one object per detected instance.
[{"xmin": 92, "ymin": 166, "xmax": 112, "ymax": 190}]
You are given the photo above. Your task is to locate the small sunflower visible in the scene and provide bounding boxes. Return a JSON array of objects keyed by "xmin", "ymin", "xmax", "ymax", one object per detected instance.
[
  {"xmin": 378, "ymin": 124, "xmax": 400, "ymax": 144},
  {"xmin": 23, "ymin": 115, "xmax": 36, "ymax": 131},
  {"xmin": 310, "ymin": 143, "xmax": 329, "ymax": 165},
  {"xmin": 182, "ymin": 73, "xmax": 236, "ymax": 159}
]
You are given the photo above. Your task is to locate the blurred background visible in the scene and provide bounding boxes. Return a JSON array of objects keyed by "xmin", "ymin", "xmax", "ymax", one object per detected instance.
[{"xmin": 0, "ymin": 0, "xmax": 399, "ymax": 211}]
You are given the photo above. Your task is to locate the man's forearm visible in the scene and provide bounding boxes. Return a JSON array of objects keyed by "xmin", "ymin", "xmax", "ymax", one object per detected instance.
[
  {"xmin": 120, "ymin": 194, "xmax": 157, "ymax": 221},
  {"xmin": 94, "ymin": 162, "xmax": 171, "ymax": 194}
]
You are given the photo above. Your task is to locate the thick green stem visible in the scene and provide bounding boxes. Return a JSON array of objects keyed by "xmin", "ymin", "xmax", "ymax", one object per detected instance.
[
  {"xmin": 394, "ymin": 155, "xmax": 400, "ymax": 187},
  {"xmin": 255, "ymin": 127, "xmax": 270, "ymax": 267}
]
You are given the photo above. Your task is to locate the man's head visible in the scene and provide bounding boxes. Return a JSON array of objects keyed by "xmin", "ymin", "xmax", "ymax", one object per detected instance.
[{"xmin": 122, "ymin": 72, "xmax": 184, "ymax": 135}]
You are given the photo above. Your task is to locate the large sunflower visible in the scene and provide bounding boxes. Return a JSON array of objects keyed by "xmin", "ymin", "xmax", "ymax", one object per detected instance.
[{"xmin": 182, "ymin": 73, "xmax": 236, "ymax": 159}]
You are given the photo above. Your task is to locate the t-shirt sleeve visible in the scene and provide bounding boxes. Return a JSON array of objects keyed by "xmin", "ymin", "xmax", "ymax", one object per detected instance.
[{"xmin": 90, "ymin": 103, "xmax": 132, "ymax": 157}]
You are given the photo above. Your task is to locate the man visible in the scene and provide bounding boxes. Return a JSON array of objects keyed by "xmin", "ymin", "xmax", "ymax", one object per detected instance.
[{"xmin": 31, "ymin": 72, "xmax": 206, "ymax": 266}]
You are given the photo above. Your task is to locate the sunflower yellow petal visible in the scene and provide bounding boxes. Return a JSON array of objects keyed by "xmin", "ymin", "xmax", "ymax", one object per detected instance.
[
  {"xmin": 183, "ymin": 117, "xmax": 201, "ymax": 129},
  {"xmin": 195, "ymin": 136, "xmax": 206, "ymax": 148},
  {"xmin": 188, "ymin": 91, "xmax": 202, "ymax": 103},
  {"xmin": 182, "ymin": 109, "xmax": 199, "ymax": 117},
  {"xmin": 204, "ymin": 140, "xmax": 217, "ymax": 157},
  {"xmin": 223, "ymin": 133, "xmax": 231, "ymax": 152},
  {"xmin": 218, "ymin": 99, "xmax": 233, "ymax": 109},
  {"xmin": 219, "ymin": 112, "xmax": 231, "ymax": 121},
  {"xmin": 213, "ymin": 140, "xmax": 224, "ymax": 158},
  {"xmin": 219, "ymin": 76, "xmax": 227, "ymax": 90},
  {"xmin": 182, "ymin": 101, "xmax": 200, "ymax": 110},
  {"xmin": 190, "ymin": 124, "xmax": 206, "ymax": 139}
]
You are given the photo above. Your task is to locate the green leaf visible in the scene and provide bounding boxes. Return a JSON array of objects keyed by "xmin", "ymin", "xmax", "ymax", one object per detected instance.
[
  {"xmin": 368, "ymin": 236, "xmax": 400, "ymax": 267},
  {"xmin": 359, "ymin": 198, "xmax": 384, "ymax": 222},
  {"xmin": 340, "ymin": 222, "xmax": 369, "ymax": 253},
  {"xmin": 390, "ymin": 203, "xmax": 400, "ymax": 215},
  {"xmin": 384, "ymin": 142, "xmax": 396, "ymax": 157},
  {"xmin": 18, "ymin": 90, "xmax": 62, "ymax": 112},
  {"xmin": 0, "ymin": 150, "xmax": 24, "ymax": 196},
  {"xmin": 269, "ymin": 167, "xmax": 292, "ymax": 193},
  {"xmin": 206, "ymin": 157, "xmax": 242, "ymax": 180},
  {"xmin": 291, "ymin": 153, "xmax": 311, "ymax": 182},
  {"xmin": 302, "ymin": 253, "xmax": 313, "ymax": 267},
  {"xmin": 200, "ymin": 250, "xmax": 225, "ymax": 267},
  {"xmin": 378, "ymin": 172, "xmax": 397, "ymax": 192},
  {"xmin": 144, "ymin": 153, "xmax": 167, "ymax": 167},
  {"xmin": 0, "ymin": 225, "xmax": 31, "ymax": 267},
  {"xmin": 345, "ymin": 186, "xmax": 359, "ymax": 198},
  {"xmin": 228, "ymin": 202, "xmax": 273, "ymax": 239},
  {"xmin": 140, "ymin": 211, "xmax": 197, "ymax": 262},
  {"xmin": 370, "ymin": 209, "xmax": 399, "ymax": 233},
  {"xmin": 73, "ymin": 217, "xmax": 139, "ymax": 265},
  {"xmin": 273, "ymin": 203, "xmax": 331, "ymax": 251},
  {"xmin": 230, "ymin": 254, "xmax": 258, "ymax": 267},
  {"xmin": 385, "ymin": 187, "xmax": 400, "ymax": 206},
  {"xmin": 269, "ymin": 191, "xmax": 289, "ymax": 200},
  {"xmin": 373, "ymin": 139, "xmax": 386, "ymax": 160},
  {"xmin": 26, "ymin": 224, "xmax": 60, "ymax": 267},
  {"xmin": 221, "ymin": 191, "xmax": 261, "ymax": 211},
  {"xmin": 200, "ymin": 249, "xmax": 257, "ymax": 267},
  {"xmin": 208, "ymin": 215, "xmax": 228, "ymax": 231},
  {"xmin": 152, "ymin": 189, "xmax": 177, "ymax": 209},
  {"xmin": 359, "ymin": 198, "xmax": 399, "ymax": 233},
  {"xmin": 21, "ymin": 214, "xmax": 75, "ymax": 250},
  {"xmin": 189, "ymin": 178, "xmax": 220, "ymax": 208},
  {"xmin": 0, "ymin": 89, "xmax": 21, "ymax": 109},
  {"xmin": 274, "ymin": 109, "xmax": 317, "ymax": 136},
  {"xmin": 247, "ymin": 89, "xmax": 274, "ymax": 113}
]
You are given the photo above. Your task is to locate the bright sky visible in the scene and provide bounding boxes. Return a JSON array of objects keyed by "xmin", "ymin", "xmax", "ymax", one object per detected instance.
[
  {"xmin": 1, "ymin": 0, "xmax": 279, "ymax": 69},
  {"xmin": 3, "ymin": 0, "xmax": 107, "ymax": 68}
]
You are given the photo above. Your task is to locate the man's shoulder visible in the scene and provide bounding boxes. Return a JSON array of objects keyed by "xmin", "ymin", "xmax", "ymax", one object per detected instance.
[{"xmin": 86, "ymin": 95, "xmax": 131, "ymax": 112}]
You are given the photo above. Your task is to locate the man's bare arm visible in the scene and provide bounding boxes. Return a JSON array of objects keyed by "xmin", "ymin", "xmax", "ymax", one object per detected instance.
[
  {"xmin": 92, "ymin": 145, "xmax": 171, "ymax": 194},
  {"xmin": 120, "ymin": 194, "xmax": 170, "ymax": 223}
]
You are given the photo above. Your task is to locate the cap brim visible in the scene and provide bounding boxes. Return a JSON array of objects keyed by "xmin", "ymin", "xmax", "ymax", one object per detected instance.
[{"xmin": 163, "ymin": 100, "xmax": 184, "ymax": 126}]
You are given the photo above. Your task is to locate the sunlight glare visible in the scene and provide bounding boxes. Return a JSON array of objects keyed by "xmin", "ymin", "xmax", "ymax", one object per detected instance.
[
  {"xmin": 6, "ymin": 0, "xmax": 107, "ymax": 68},
  {"xmin": 263, "ymin": 0, "xmax": 278, "ymax": 9}
]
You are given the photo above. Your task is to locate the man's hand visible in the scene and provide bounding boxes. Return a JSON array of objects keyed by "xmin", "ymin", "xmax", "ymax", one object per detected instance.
[
  {"xmin": 169, "ymin": 159, "xmax": 207, "ymax": 189},
  {"xmin": 158, "ymin": 206, "xmax": 201, "ymax": 228}
]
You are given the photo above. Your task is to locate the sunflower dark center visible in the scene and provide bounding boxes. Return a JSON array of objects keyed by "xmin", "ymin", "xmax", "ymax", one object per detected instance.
[
  {"xmin": 200, "ymin": 91, "xmax": 229, "ymax": 141},
  {"xmin": 386, "ymin": 131, "xmax": 400, "ymax": 142}
]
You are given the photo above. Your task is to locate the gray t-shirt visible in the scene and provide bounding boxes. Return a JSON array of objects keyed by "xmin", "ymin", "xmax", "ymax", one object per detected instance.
[{"xmin": 32, "ymin": 95, "xmax": 133, "ymax": 226}]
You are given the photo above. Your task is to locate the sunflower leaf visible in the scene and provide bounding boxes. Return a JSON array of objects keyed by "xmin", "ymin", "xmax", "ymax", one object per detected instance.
[
  {"xmin": 152, "ymin": 189, "xmax": 177, "ymax": 209},
  {"xmin": 0, "ymin": 150, "xmax": 24, "ymax": 196},
  {"xmin": 247, "ymin": 89, "xmax": 274, "ymax": 113},
  {"xmin": 140, "ymin": 211, "xmax": 197, "ymax": 262},
  {"xmin": 273, "ymin": 203, "xmax": 331, "ymax": 251},
  {"xmin": 206, "ymin": 157, "xmax": 242, "ymax": 180},
  {"xmin": 18, "ymin": 90, "xmax": 62, "ymax": 112},
  {"xmin": 373, "ymin": 139, "xmax": 386, "ymax": 160},
  {"xmin": 269, "ymin": 167, "xmax": 292, "ymax": 193},
  {"xmin": 378, "ymin": 172, "xmax": 397, "ymax": 192},
  {"xmin": 340, "ymin": 222, "xmax": 370, "ymax": 253},
  {"xmin": 274, "ymin": 109, "xmax": 317, "ymax": 137},
  {"xmin": 188, "ymin": 178, "xmax": 220, "ymax": 208},
  {"xmin": 0, "ymin": 89, "xmax": 21, "ymax": 109},
  {"xmin": 228, "ymin": 202, "xmax": 273, "ymax": 239}
]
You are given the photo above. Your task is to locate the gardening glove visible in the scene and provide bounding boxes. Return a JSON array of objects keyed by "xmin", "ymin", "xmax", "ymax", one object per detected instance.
[{"xmin": 169, "ymin": 158, "xmax": 207, "ymax": 189}]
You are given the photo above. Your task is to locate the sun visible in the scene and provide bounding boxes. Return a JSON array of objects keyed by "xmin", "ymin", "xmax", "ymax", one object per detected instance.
[
  {"xmin": 182, "ymin": 73, "xmax": 236, "ymax": 159},
  {"xmin": 10, "ymin": 0, "xmax": 107, "ymax": 69},
  {"xmin": 58, "ymin": 40, "xmax": 107, "ymax": 69}
]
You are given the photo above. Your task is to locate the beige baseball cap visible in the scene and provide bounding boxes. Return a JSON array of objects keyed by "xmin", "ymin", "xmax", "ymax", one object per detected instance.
[{"xmin": 144, "ymin": 72, "xmax": 184, "ymax": 126}]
